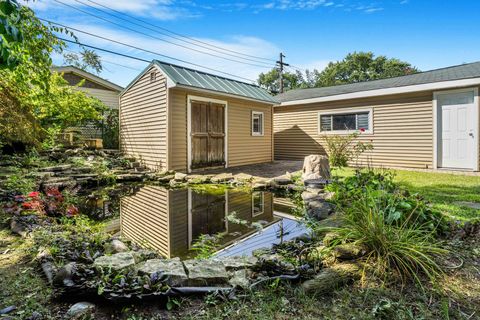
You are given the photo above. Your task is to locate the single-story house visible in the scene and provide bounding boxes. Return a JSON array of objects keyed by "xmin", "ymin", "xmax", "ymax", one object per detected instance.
[
  {"xmin": 119, "ymin": 60, "xmax": 277, "ymax": 172},
  {"xmin": 52, "ymin": 66, "xmax": 123, "ymax": 140},
  {"xmin": 274, "ymin": 61, "xmax": 480, "ymax": 171}
]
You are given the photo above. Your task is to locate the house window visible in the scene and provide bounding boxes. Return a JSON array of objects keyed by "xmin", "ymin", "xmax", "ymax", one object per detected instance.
[
  {"xmin": 319, "ymin": 110, "xmax": 372, "ymax": 133},
  {"xmin": 252, "ymin": 192, "xmax": 264, "ymax": 216},
  {"xmin": 252, "ymin": 111, "xmax": 264, "ymax": 136}
]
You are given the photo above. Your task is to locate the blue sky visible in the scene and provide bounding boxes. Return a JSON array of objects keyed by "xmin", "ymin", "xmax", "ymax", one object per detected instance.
[{"xmin": 28, "ymin": 0, "xmax": 480, "ymax": 87}]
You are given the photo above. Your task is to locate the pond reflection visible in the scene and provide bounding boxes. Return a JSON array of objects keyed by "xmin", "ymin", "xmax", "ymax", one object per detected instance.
[{"xmin": 119, "ymin": 186, "xmax": 307, "ymax": 259}]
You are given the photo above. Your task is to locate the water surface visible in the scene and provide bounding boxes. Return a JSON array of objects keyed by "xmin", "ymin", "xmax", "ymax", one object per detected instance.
[{"xmin": 119, "ymin": 185, "xmax": 307, "ymax": 259}]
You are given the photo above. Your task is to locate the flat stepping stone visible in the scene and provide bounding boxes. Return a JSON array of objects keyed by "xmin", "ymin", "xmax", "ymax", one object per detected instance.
[
  {"xmin": 454, "ymin": 201, "xmax": 480, "ymax": 210},
  {"xmin": 215, "ymin": 256, "xmax": 258, "ymax": 271},
  {"xmin": 93, "ymin": 252, "xmax": 136, "ymax": 271},
  {"xmin": 39, "ymin": 164, "xmax": 72, "ymax": 172},
  {"xmin": 183, "ymin": 259, "xmax": 229, "ymax": 286},
  {"xmin": 136, "ymin": 258, "xmax": 188, "ymax": 287}
]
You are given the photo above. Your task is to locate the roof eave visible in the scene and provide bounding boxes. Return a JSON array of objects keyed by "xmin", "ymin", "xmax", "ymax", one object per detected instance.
[
  {"xmin": 52, "ymin": 66, "xmax": 123, "ymax": 92},
  {"xmin": 276, "ymin": 77, "xmax": 480, "ymax": 107},
  {"xmin": 173, "ymin": 84, "xmax": 278, "ymax": 105}
]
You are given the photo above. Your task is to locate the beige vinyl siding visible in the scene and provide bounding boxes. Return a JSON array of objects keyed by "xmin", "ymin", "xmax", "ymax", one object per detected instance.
[
  {"xmin": 120, "ymin": 66, "xmax": 168, "ymax": 170},
  {"xmin": 274, "ymin": 92, "xmax": 435, "ymax": 169},
  {"xmin": 120, "ymin": 186, "xmax": 170, "ymax": 257},
  {"xmin": 168, "ymin": 88, "xmax": 273, "ymax": 172},
  {"xmin": 77, "ymin": 87, "xmax": 120, "ymax": 109}
]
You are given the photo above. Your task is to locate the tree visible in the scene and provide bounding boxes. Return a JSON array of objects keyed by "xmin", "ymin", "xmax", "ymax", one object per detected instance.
[
  {"xmin": 63, "ymin": 48, "xmax": 103, "ymax": 74},
  {"xmin": 0, "ymin": 0, "xmax": 105, "ymax": 147},
  {"xmin": 314, "ymin": 52, "xmax": 418, "ymax": 87},
  {"xmin": 257, "ymin": 68, "xmax": 313, "ymax": 93}
]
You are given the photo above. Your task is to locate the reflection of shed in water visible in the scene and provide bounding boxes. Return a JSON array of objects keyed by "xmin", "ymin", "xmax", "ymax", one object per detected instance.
[{"xmin": 120, "ymin": 186, "xmax": 276, "ymax": 258}]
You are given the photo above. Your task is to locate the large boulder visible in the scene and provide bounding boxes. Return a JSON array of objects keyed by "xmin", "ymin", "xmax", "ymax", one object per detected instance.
[
  {"xmin": 306, "ymin": 200, "xmax": 335, "ymax": 220},
  {"xmin": 93, "ymin": 252, "xmax": 136, "ymax": 271},
  {"xmin": 136, "ymin": 258, "xmax": 188, "ymax": 287},
  {"xmin": 302, "ymin": 155, "xmax": 330, "ymax": 180},
  {"xmin": 53, "ymin": 262, "xmax": 76, "ymax": 287},
  {"xmin": 228, "ymin": 269, "xmax": 251, "ymax": 289},
  {"xmin": 183, "ymin": 259, "xmax": 229, "ymax": 286}
]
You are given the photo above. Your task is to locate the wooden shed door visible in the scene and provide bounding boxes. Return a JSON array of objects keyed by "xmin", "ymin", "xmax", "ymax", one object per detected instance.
[{"xmin": 191, "ymin": 101, "xmax": 226, "ymax": 169}]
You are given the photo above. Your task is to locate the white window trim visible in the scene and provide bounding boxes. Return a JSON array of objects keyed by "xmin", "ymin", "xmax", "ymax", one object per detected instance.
[
  {"xmin": 432, "ymin": 87, "xmax": 479, "ymax": 171},
  {"xmin": 187, "ymin": 95, "xmax": 228, "ymax": 173},
  {"xmin": 251, "ymin": 111, "xmax": 264, "ymax": 136},
  {"xmin": 317, "ymin": 107, "xmax": 374, "ymax": 135},
  {"xmin": 252, "ymin": 192, "xmax": 264, "ymax": 217}
]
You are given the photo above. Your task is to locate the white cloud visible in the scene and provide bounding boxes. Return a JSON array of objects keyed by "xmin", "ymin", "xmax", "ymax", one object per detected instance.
[
  {"xmin": 56, "ymin": 22, "xmax": 280, "ymax": 85},
  {"xmin": 24, "ymin": 0, "xmax": 197, "ymax": 20}
]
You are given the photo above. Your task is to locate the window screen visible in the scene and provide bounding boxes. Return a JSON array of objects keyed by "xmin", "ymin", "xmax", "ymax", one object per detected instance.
[
  {"xmin": 252, "ymin": 112, "xmax": 264, "ymax": 135},
  {"xmin": 320, "ymin": 111, "xmax": 370, "ymax": 132}
]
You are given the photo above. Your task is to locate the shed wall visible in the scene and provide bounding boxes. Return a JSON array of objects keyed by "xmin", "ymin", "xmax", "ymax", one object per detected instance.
[
  {"xmin": 169, "ymin": 88, "xmax": 273, "ymax": 172},
  {"xmin": 120, "ymin": 66, "xmax": 168, "ymax": 170}
]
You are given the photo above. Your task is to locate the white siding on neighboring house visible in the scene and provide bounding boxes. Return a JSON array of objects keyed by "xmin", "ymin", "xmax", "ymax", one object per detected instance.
[{"xmin": 77, "ymin": 87, "xmax": 119, "ymax": 109}]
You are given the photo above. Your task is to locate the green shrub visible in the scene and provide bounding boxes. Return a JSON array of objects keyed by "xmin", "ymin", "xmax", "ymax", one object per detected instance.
[
  {"xmin": 3, "ymin": 173, "xmax": 36, "ymax": 194},
  {"xmin": 328, "ymin": 168, "xmax": 445, "ymax": 231},
  {"xmin": 324, "ymin": 132, "xmax": 373, "ymax": 167},
  {"xmin": 324, "ymin": 169, "xmax": 447, "ymax": 286}
]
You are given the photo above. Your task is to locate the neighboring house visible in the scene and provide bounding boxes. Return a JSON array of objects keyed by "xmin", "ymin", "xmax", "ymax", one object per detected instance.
[
  {"xmin": 274, "ymin": 61, "xmax": 480, "ymax": 172},
  {"xmin": 52, "ymin": 66, "xmax": 123, "ymax": 139},
  {"xmin": 119, "ymin": 60, "xmax": 277, "ymax": 172}
]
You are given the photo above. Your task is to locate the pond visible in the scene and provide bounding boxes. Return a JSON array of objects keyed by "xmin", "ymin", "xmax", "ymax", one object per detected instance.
[{"xmin": 105, "ymin": 185, "xmax": 309, "ymax": 259}]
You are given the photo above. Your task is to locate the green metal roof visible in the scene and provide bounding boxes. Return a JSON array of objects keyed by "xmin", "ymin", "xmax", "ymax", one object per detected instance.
[
  {"xmin": 153, "ymin": 60, "xmax": 278, "ymax": 104},
  {"xmin": 276, "ymin": 61, "xmax": 480, "ymax": 103}
]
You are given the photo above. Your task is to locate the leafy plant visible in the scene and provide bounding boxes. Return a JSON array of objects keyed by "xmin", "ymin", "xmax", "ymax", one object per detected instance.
[
  {"xmin": 3, "ymin": 173, "xmax": 35, "ymax": 194},
  {"xmin": 324, "ymin": 132, "xmax": 373, "ymax": 167},
  {"xmin": 324, "ymin": 169, "xmax": 447, "ymax": 287},
  {"xmin": 190, "ymin": 233, "xmax": 224, "ymax": 259}
]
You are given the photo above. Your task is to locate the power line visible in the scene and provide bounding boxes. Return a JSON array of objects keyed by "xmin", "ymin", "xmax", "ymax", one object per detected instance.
[
  {"xmin": 63, "ymin": 48, "xmax": 142, "ymax": 71},
  {"xmin": 58, "ymin": 37, "xmax": 257, "ymax": 82},
  {"xmin": 83, "ymin": 0, "xmax": 277, "ymax": 63},
  {"xmin": 53, "ymin": 0, "xmax": 275, "ymax": 69},
  {"xmin": 76, "ymin": 0, "xmax": 276, "ymax": 65}
]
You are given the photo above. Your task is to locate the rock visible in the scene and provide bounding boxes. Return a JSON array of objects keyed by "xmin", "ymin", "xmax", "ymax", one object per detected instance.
[
  {"xmin": 27, "ymin": 172, "xmax": 54, "ymax": 180},
  {"xmin": 93, "ymin": 252, "xmax": 136, "ymax": 271},
  {"xmin": 41, "ymin": 261, "xmax": 56, "ymax": 285},
  {"xmin": 131, "ymin": 249, "xmax": 158, "ymax": 263},
  {"xmin": 217, "ymin": 256, "xmax": 258, "ymax": 271},
  {"xmin": 301, "ymin": 262, "xmax": 361, "ymax": 294},
  {"xmin": 302, "ymin": 155, "xmax": 330, "ymax": 180},
  {"xmin": 27, "ymin": 311, "xmax": 43, "ymax": 320},
  {"xmin": 104, "ymin": 239, "xmax": 129, "ymax": 254},
  {"xmin": 186, "ymin": 174, "xmax": 209, "ymax": 184},
  {"xmin": 66, "ymin": 302, "xmax": 95, "ymax": 319},
  {"xmin": 333, "ymin": 244, "xmax": 366, "ymax": 261},
  {"xmin": 305, "ymin": 187, "xmax": 324, "ymax": 195},
  {"xmin": 157, "ymin": 174, "xmax": 174, "ymax": 183},
  {"xmin": 210, "ymin": 173, "xmax": 233, "ymax": 183},
  {"xmin": 274, "ymin": 177, "xmax": 293, "ymax": 185},
  {"xmin": 53, "ymin": 262, "xmax": 76, "ymax": 287},
  {"xmin": 257, "ymin": 253, "xmax": 296, "ymax": 274},
  {"xmin": 252, "ymin": 247, "xmax": 271, "ymax": 258},
  {"xmin": 38, "ymin": 164, "xmax": 72, "ymax": 172},
  {"xmin": 322, "ymin": 232, "xmax": 341, "ymax": 246},
  {"xmin": 0, "ymin": 306, "xmax": 16, "ymax": 315},
  {"xmin": 174, "ymin": 172, "xmax": 187, "ymax": 181},
  {"xmin": 116, "ymin": 173, "xmax": 144, "ymax": 182},
  {"xmin": 136, "ymin": 258, "xmax": 188, "ymax": 287},
  {"xmin": 233, "ymin": 173, "xmax": 253, "ymax": 182},
  {"xmin": 228, "ymin": 269, "xmax": 250, "ymax": 289},
  {"xmin": 183, "ymin": 259, "xmax": 229, "ymax": 286},
  {"xmin": 306, "ymin": 200, "xmax": 334, "ymax": 220}
]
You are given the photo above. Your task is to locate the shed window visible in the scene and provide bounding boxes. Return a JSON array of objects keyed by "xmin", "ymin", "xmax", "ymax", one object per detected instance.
[
  {"xmin": 150, "ymin": 72, "xmax": 157, "ymax": 83},
  {"xmin": 252, "ymin": 192, "xmax": 264, "ymax": 216},
  {"xmin": 319, "ymin": 111, "xmax": 371, "ymax": 133},
  {"xmin": 252, "ymin": 111, "xmax": 264, "ymax": 136}
]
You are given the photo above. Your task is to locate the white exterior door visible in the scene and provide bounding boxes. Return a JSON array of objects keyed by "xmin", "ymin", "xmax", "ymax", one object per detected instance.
[{"xmin": 438, "ymin": 90, "xmax": 477, "ymax": 169}]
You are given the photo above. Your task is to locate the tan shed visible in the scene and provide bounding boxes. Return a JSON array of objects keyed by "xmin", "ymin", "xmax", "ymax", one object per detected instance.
[
  {"xmin": 274, "ymin": 61, "xmax": 480, "ymax": 172},
  {"xmin": 120, "ymin": 60, "xmax": 278, "ymax": 172}
]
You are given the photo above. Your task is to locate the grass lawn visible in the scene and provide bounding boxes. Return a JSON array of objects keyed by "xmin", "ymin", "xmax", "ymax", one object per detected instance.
[{"xmin": 333, "ymin": 168, "xmax": 480, "ymax": 222}]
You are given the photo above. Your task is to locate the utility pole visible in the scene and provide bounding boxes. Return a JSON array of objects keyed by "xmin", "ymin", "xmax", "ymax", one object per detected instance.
[{"xmin": 276, "ymin": 52, "xmax": 289, "ymax": 93}]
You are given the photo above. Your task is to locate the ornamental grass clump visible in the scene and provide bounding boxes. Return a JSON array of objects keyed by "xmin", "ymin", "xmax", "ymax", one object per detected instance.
[{"xmin": 324, "ymin": 169, "xmax": 447, "ymax": 286}]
